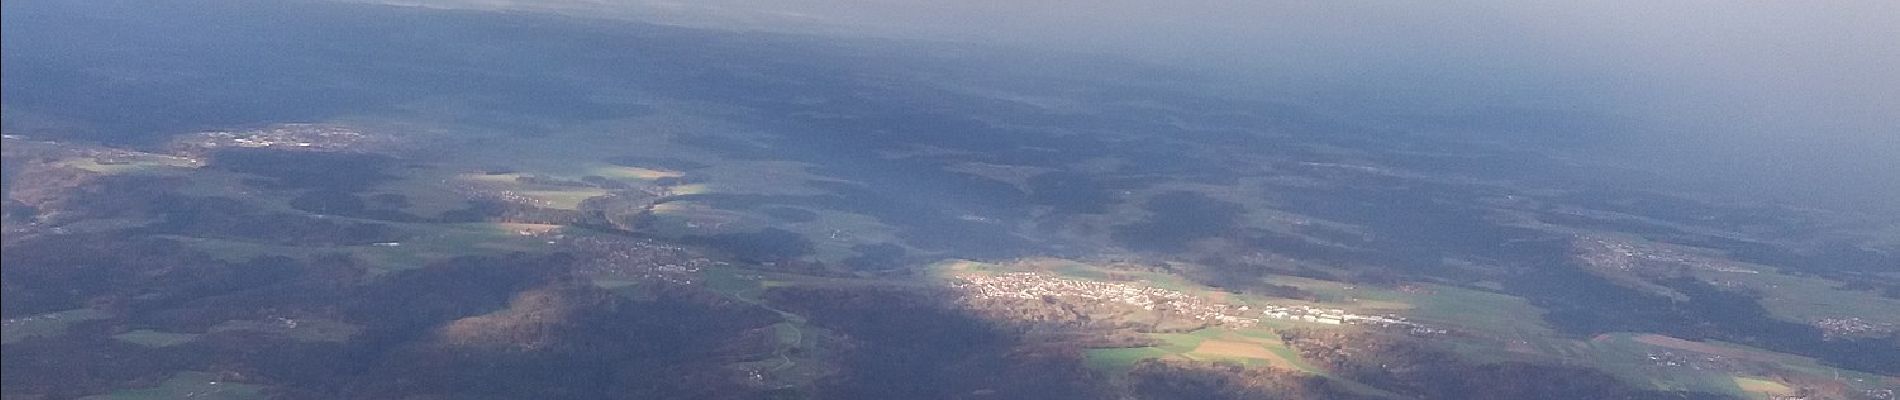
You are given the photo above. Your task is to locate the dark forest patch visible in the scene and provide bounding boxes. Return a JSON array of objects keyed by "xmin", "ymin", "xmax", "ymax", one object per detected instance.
[
  {"xmin": 760, "ymin": 206, "xmax": 819, "ymax": 223},
  {"xmin": 1026, "ymin": 171, "xmax": 1115, "ymax": 214},
  {"xmin": 843, "ymin": 243, "xmax": 908, "ymax": 272},
  {"xmin": 209, "ymin": 149, "xmax": 396, "ymax": 192},
  {"xmin": 290, "ymin": 189, "xmax": 423, "ymax": 222},
  {"xmin": 1112, "ymin": 191, "xmax": 1245, "ymax": 253}
]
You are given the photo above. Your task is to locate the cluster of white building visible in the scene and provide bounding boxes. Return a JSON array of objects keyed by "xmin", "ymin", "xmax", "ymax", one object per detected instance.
[
  {"xmin": 949, "ymin": 272, "xmax": 1453, "ymax": 334},
  {"xmin": 179, "ymin": 124, "xmax": 377, "ymax": 151},
  {"xmin": 951, "ymin": 272, "xmax": 1262, "ymax": 327},
  {"xmin": 1254, "ymin": 304, "xmax": 1436, "ymax": 333}
]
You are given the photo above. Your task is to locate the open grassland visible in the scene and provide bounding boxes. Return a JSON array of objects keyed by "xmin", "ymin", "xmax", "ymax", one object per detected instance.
[
  {"xmin": 3, "ymin": 308, "xmax": 111, "ymax": 344},
  {"xmin": 1730, "ymin": 376, "xmax": 1794, "ymax": 398},
  {"xmin": 78, "ymin": 371, "xmax": 265, "ymax": 400},
  {"xmin": 111, "ymin": 330, "xmax": 202, "ymax": 347},
  {"xmin": 54, "ymin": 154, "xmax": 198, "ymax": 175}
]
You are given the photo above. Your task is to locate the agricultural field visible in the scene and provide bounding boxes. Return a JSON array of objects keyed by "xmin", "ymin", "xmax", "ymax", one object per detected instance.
[{"xmin": 1088, "ymin": 328, "xmax": 1316, "ymax": 372}]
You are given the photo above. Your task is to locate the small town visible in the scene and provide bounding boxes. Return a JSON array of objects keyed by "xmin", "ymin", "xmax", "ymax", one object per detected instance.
[
  {"xmin": 951, "ymin": 272, "xmax": 1263, "ymax": 327},
  {"xmin": 170, "ymin": 124, "xmax": 391, "ymax": 154},
  {"xmin": 949, "ymin": 271, "xmax": 1451, "ymax": 334}
]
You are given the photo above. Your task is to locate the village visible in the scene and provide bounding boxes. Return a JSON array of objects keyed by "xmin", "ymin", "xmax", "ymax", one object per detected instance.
[
  {"xmin": 1574, "ymin": 235, "xmax": 1762, "ymax": 276},
  {"xmin": 544, "ymin": 230, "xmax": 724, "ymax": 286}
]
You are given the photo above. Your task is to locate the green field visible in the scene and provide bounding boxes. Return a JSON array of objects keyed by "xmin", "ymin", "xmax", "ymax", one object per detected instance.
[
  {"xmin": 111, "ymin": 330, "xmax": 202, "ymax": 347},
  {"xmin": 53, "ymin": 154, "xmax": 197, "ymax": 175},
  {"xmin": 1693, "ymin": 266, "xmax": 1900, "ymax": 326}
]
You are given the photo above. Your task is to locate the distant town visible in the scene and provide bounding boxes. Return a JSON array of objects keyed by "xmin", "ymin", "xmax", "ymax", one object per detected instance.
[
  {"xmin": 170, "ymin": 124, "xmax": 393, "ymax": 155},
  {"xmin": 950, "ymin": 271, "xmax": 1442, "ymax": 334},
  {"xmin": 542, "ymin": 229, "xmax": 724, "ymax": 286}
]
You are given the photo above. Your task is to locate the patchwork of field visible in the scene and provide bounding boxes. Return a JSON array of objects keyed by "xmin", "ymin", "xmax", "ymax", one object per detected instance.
[{"xmin": 1085, "ymin": 328, "xmax": 1314, "ymax": 372}]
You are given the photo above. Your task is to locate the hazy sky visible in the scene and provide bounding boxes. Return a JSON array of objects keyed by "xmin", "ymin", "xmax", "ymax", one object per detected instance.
[{"xmin": 377, "ymin": 0, "xmax": 1900, "ymax": 212}]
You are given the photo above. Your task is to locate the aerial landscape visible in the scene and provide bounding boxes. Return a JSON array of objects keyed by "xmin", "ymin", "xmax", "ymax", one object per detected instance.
[{"xmin": 3, "ymin": 1, "xmax": 1897, "ymax": 399}]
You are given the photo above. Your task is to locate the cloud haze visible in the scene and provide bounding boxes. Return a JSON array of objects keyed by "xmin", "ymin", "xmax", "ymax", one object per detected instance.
[{"xmin": 374, "ymin": 0, "xmax": 1900, "ymax": 211}]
